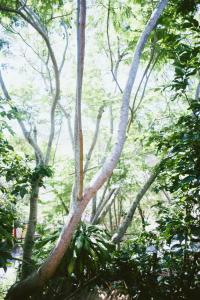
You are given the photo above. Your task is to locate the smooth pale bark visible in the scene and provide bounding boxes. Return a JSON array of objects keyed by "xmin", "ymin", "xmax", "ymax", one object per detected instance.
[
  {"xmin": 74, "ymin": 0, "xmax": 86, "ymax": 201},
  {"xmin": 6, "ymin": 1, "xmax": 168, "ymax": 298},
  {"xmin": 112, "ymin": 168, "xmax": 160, "ymax": 243},
  {"xmin": 21, "ymin": 179, "xmax": 39, "ymax": 279}
]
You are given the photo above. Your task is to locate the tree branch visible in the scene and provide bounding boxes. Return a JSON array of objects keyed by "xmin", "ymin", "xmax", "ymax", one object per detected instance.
[
  {"xmin": 0, "ymin": 69, "xmax": 44, "ymax": 164},
  {"xmin": 59, "ymin": 21, "xmax": 69, "ymax": 74},
  {"xmin": 112, "ymin": 165, "xmax": 160, "ymax": 243},
  {"xmin": 58, "ymin": 102, "xmax": 74, "ymax": 150},
  {"xmin": 106, "ymin": 0, "xmax": 123, "ymax": 94},
  {"xmin": 83, "ymin": 105, "xmax": 104, "ymax": 174}
]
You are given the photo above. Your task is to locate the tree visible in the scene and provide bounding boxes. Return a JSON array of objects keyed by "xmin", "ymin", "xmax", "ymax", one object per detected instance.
[
  {"xmin": 0, "ymin": 0, "xmax": 170, "ymax": 298},
  {"xmin": 0, "ymin": 0, "xmax": 71, "ymax": 278}
]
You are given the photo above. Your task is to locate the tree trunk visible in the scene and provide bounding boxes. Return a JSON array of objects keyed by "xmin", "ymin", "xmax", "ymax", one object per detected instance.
[
  {"xmin": 91, "ymin": 188, "xmax": 116, "ymax": 224},
  {"xmin": 93, "ymin": 188, "xmax": 119, "ymax": 224},
  {"xmin": 112, "ymin": 169, "xmax": 159, "ymax": 243},
  {"xmin": 21, "ymin": 179, "xmax": 40, "ymax": 279},
  {"xmin": 90, "ymin": 195, "xmax": 97, "ymax": 222},
  {"xmin": 74, "ymin": 0, "xmax": 86, "ymax": 203}
]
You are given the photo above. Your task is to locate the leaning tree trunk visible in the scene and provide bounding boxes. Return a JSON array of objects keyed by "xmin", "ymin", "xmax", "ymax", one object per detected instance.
[
  {"xmin": 6, "ymin": 1, "xmax": 168, "ymax": 299},
  {"xmin": 112, "ymin": 167, "xmax": 160, "ymax": 243},
  {"xmin": 21, "ymin": 178, "xmax": 40, "ymax": 279}
]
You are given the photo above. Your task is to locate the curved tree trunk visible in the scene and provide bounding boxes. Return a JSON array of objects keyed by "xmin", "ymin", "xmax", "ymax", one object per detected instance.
[
  {"xmin": 21, "ymin": 179, "xmax": 40, "ymax": 279},
  {"xmin": 6, "ymin": 1, "xmax": 168, "ymax": 298}
]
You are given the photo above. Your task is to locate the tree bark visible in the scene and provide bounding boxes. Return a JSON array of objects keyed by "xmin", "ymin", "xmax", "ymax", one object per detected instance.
[
  {"xmin": 74, "ymin": 0, "xmax": 86, "ymax": 202},
  {"xmin": 21, "ymin": 179, "xmax": 40, "ymax": 279},
  {"xmin": 6, "ymin": 1, "xmax": 168, "ymax": 298}
]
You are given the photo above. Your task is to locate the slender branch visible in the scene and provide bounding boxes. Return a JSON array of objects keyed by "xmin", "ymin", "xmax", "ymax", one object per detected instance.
[
  {"xmin": 0, "ymin": 69, "xmax": 44, "ymax": 164},
  {"xmin": 112, "ymin": 165, "xmax": 160, "ymax": 243},
  {"xmin": 83, "ymin": 105, "xmax": 104, "ymax": 174},
  {"xmin": 127, "ymin": 54, "xmax": 159, "ymax": 132},
  {"xmin": 94, "ymin": 177, "xmax": 110, "ymax": 213},
  {"xmin": 195, "ymin": 80, "xmax": 200, "ymax": 100},
  {"xmin": 52, "ymin": 117, "xmax": 63, "ymax": 164},
  {"xmin": 138, "ymin": 204, "xmax": 146, "ymax": 231},
  {"xmin": 13, "ymin": 2, "xmax": 60, "ymax": 164},
  {"xmin": 59, "ymin": 21, "xmax": 69, "ymax": 74},
  {"xmin": 91, "ymin": 188, "xmax": 116, "ymax": 224},
  {"xmin": 9, "ymin": 26, "xmax": 47, "ymax": 67},
  {"xmin": 0, "ymin": 2, "xmax": 60, "ymax": 164},
  {"xmin": 128, "ymin": 44, "xmax": 157, "ymax": 130},
  {"xmin": 106, "ymin": 0, "xmax": 123, "ymax": 94},
  {"xmin": 162, "ymin": 190, "xmax": 171, "ymax": 203},
  {"xmin": 48, "ymin": 12, "xmax": 73, "ymax": 22},
  {"xmin": 131, "ymin": 44, "xmax": 155, "ymax": 113},
  {"xmin": 58, "ymin": 103, "xmax": 74, "ymax": 150},
  {"xmin": 94, "ymin": 187, "xmax": 120, "ymax": 224}
]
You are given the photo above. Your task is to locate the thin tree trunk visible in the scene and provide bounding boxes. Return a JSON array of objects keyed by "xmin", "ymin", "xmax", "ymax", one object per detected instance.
[
  {"xmin": 138, "ymin": 204, "xmax": 146, "ymax": 231},
  {"xmin": 74, "ymin": 0, "xmax": 86, "ymax": 201},
  {"xmin": 94, "ymin": 188, "xmax": 119, "ymax": 224},
  {"xmin": 21, "ymin": 179, "xmax": 40, "ymax": 279},
  {"xmin": 91, "ymin": 188, "xmax": 116, "ymax": 224},
  {"xmin": 93, "ymin": 178, "xmax": 110, "ymax": 217},
  {"xmin": 90, "ymin": 195, "xmax": 97, "ymax": 222},
  {"xmin": 109, "ymin": 207, "xmax": 113, "ymax": 232},
  {"xmin": 6, "ymin": 1, "xmax": 168, "ymax": 297},
  {"xmin": 162, "ymin": 189, "xmax": 171, "ymax": 203},
  {"xmin": 113, "ymin": 196, "xmax": 118, "ymax": 229},
  {"xmin": 195, "ymin": 80, "xmax": 200, "ymax": 100},
  {"xmin": 112, "ymin": 168, "xmax": 160, "ymax": 243},
  {"xmin": 84, "ymin": 105, "xmax": 104, "ymax": 174}
]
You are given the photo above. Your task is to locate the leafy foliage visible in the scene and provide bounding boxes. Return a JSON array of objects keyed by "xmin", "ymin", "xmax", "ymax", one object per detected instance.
[{"xmin": 0, "ymin": 204, "xmax": 15, "ymax": 271}]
